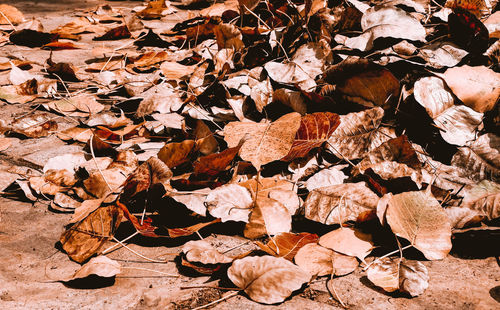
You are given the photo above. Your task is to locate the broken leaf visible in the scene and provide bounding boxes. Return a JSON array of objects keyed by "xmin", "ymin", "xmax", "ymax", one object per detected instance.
[{"xmin": 367, "ymin": 257, "xmax": 429, "ymax": 297}]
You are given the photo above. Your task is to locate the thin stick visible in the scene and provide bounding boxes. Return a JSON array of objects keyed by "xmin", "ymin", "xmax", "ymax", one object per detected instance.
[
  {"xmin": 192, "ymin": 291, "xmax": 239, "ymax": 310},
  {"xmin": 221, "ymin": 240, "xmax": 250, "ymax": 254},
  {"xmin": 326, "ymin": 142, "xmax": 356, "ymax": 167},
  {"xmin": 327, "ymin": 269, "xmax": 347, "ymax": 308},
  {"xmin": 0, "ymin": 10, "xmax": 17, "ymax": 31},
  {"xmin": 121, "ymin": 266, "xmax": 178, "ymax": 277},
  {"xmin": 101, "ymin": 231, "xmax": 139, "ymax": 255},
  {"xmin": 363, "ymin": 244, "xmax": 413, "ymax": 270},
  {"xmin": 111, "ymin": 236, "xmax": 169, "ymax": 263}
]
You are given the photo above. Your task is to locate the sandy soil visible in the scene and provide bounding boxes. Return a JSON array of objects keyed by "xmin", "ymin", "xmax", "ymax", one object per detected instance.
[{"xmin": 0, "ymin": 1, "xmax": 499, "ymax": 309}]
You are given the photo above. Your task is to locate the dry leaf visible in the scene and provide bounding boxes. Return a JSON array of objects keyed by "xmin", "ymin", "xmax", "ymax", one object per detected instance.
[
  {"xmin": 205, "ymin": 184, "xmax": 253, "ymax": 222},
  {"xmin": 319, "ymin": 227, "xmax": 374, "ymax": 260},
  {"xmin": 304, "ymin": 182, "xmax": 379, "ymax": 225},
  {"xmin": 1, "ymin": 113, "xmax": 57, "ymax": 138},
  {"xmin": 244, "ymin": 197, "xmax": 292, "ymax": 239},
  {"xmin": 384, "ymin": 191, "xmax": 452, "ymax": 260},
  {"xmin": 0, "ymin": 4, "xmax": 24, "ymax": 25},
  {"xmin": 214, "ymin": 23, "xmax": 244, "ymax": 50},
  {"xmin": 294, "ymin": 243, "xmax": 358, "ymax": 276},
  {"xmin": 64, "ymin": 255, "xmax": 121, "ymax": 282},
  {"xmin": 418, "ymin": 42, "xmax": 468, "ymax": 69},
  {"xmin": 224, "ymin": 112, "xmax": 301, "ymax": 170},
  {"xmin": 367, "ymin": 257, "xmax": 429, "ymax": 297},
  {"xmin": 327, "ymin": 107, "xmax": 395, "ymax": 160},
  {"xmin": 193, "ymin": 145, "xmax": 241, "ymax": 177},
  {"xmin": 157, "ymin": 140, "xmax": 196, "ymax": 169},
  {"xmin": 305, "ymin": 165, "xmax": 348, "ymax": 191},
  {"xmin": 194, "ymin": 120, "xmax": 218, "ymax": 155},
  {"xmin": 451, "ymin": 133, "xmax": 500, "ymax": 183},
  {"xmin": 182, "ymin": 240, "xmax": 233, "ymax": 264},
  {"xmin": 60, "ymin": 205, "xmax": 122, "ymax": 263},
  {"xmin": 438, "ymin": 65, "xmax": 500, "ymax": 113},
  {"xmin": 446, "ymin": 180, "xmax": 500, "ymax": 228},
  {"xmin": 256, "ymin": 232, "xmax": 319, "ymax": 261},
  {"xmin": 344, "ymin": 6, "xmax": 426, "ymax": 51},
  {"xmin": 282, "ymin": 112, "xmax": 340, "ymax": 161},
  {"xmin": 160, "ymin": 61, "xmax": 197, "ymax": 80},
  {"xmin": 135, "ymin": 84, "xmax": 184, "ymax": 117},
  {"xmin": 227, "ymin": 256, "xmax": 311, "ymax": 304}
]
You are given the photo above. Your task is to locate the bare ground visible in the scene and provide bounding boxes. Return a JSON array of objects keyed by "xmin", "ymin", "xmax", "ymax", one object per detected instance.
[{"xmin": 0, "ymin": 1, "xmax": 499, "ymax": 309}]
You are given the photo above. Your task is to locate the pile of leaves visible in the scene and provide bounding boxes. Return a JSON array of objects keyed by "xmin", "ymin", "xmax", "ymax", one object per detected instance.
[{"xmin": 0, "ymin": 0, "xmax": 499, "ymax": 306}]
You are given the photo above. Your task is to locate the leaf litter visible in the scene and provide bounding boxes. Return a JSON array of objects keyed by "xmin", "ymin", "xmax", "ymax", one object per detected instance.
[{"xmin": 0, "ymin": 0, "xmax": 499, "ymax": 307}]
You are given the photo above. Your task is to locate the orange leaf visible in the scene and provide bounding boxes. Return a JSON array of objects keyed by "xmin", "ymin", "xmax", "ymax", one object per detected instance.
[{"xmin": 256, "ymin": 232, "xmax": 319, "ymax": 261}]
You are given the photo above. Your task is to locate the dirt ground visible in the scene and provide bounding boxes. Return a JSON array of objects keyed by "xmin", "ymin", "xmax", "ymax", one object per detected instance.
[{"xmin": 0, "ymin": 1, "xmax": 499, "ymax": 309}]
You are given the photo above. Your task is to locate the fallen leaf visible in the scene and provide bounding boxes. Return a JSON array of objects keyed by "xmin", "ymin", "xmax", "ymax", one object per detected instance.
[
  {"xmin": 344, "ymin": 6, "xmax": 426, "ymax": 51},
  {"xmin": 160, "ymin": 61, "xmax": 197, "ymax": 80},
  {"xmin": 193, "ymin": 144, "xmax": 241, "ymax": 177},
  {"xmin": 214, "ymin": 23, "xmax": 244, "ymax": 50},
  {"xmin": 1, "ymin": 113, "xmax": 57, "ymax": 138},
  {"xmin": 60, "ymin": 205, "xmax": 122, "ymax": 263},
  {"xmin": 63, "ymin": 255, "xmax": 121, "ymax": 282},
  {"xmin": 294, "ymin": 243, "xmax": 358, "ymax": 276},
  {"xmin": 319, "ymin": 227, "xmax": 374, "ymax": 260},
  {"xmin": 194, "ymin": 120, "xmax": 218, "ymax": 155},
  {"xmin": 438, "ymin": 65, "xmax": 500, "ymax": 113},
  {"xmin": 182, "ymin": 240, "xmax": 233, "ymax": 264},
  {"xmin": 451, "ymin": 133, "xmax": 500, "ymax": 182},
  {"xmin": 135, "ymin": 84, "xmax": 184, "ymax": 117},
  {"xmin": 120, "ymin": 157, "xmax": 173, "ymax": 202},
  {"xmin": 256, "ymin": 232, "xmax": 319, "ymax": 261},
  {"xmin": 367, "ymin": 257, "xmax": 429, "ymax": 297},
  {"xmin": 70, "ymin": 199, "xmax": 105, "ymax": 224},
  {"xmin": 418, "ymin": 42, "xmax": 468, "ymax": 69},
  {"xmin": 282, "ymin": 112, "xmax": 340, "ymax": 161},
  {"xmin": 305, "ymin": 165, "xmax": 348, "ymax": 191},
  {"xmin": 304, "ymin": 182, "xmax": 379, "ymax": 225},
  {"xmin": 93, "ymin": 25, "xmax": 131, "ymax": 41},
  {"xmin": 0, "ymin": 4, "xmax": 25, "ymax": 25},
  {"xmin": 205, "ymin": 184, "xmax": 253, "ymax": 222},
  {"xmin": 383, "ymin": 191, "xmax": 452, "ymax": 260},
  {"xmin": 327, "ymin": 107, "xmax": 396, "ymax": 160},
  {"xmin": 224, "ymin": 112, "xmax": 301, "ymax": 170},
  {"xmin": 157, "ymin": 140, "xmax": 196, "ymax": 169},
  {"xmin": 227, "ymin": 256, "xmax": 311, "ymax": 304},
  {"xmin": 244, "ymin": 197, "xmax": 292, "ymax": 239}
]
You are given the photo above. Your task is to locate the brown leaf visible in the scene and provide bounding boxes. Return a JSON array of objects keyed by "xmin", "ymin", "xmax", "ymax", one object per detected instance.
[
  {"xmin": 137, "ymin": 0, "xmax": 169, "ymax": 19},
  {"xmin": 451, "ymin": 133, "xmax": 500, "ymax": 183},
  {"xmin": 70, "ymin": 199, "xmax": 105, "ymax": 224},
  {"xmin": 157, "ymin": 140, "xmax": 196, "ymax": 169},
  {"xmin": 63, "ymin": 256, "xmax": 121, "ymax": 282},
  {"xmin": 42, "ymin": 41, "xmax": 81, "ymax": 50},
  {"xmin": 294, "ymin": 243, "xmax": 358, "ymax": 276},
  {"xmin": 193, "ymin": 145, "xmax": 240, "ymax": 177},
  {"xmin": 160, "ymin": 61, "xmax": 197, "ymax": 80},
  {"xmin": 224, "ymin": 112, "xmax": 301, "ymax": 170},
  {"xmin": 327, "ymin": 107, "xmax": 395, "ymax": 160},
  {"xmin": 0, "ymin": 4, "xmax": 24, "ymax": 25},
  {"xmin": 367, "ymin": 257, "xmax": 429, "ymax": 297},
  {"xmin": 182, "ymin": 240, "xmax": 233, "ymax": 264},
  {"xmin": 120, "ymin": 157, "xmax": 173, "ymax": 202},
  {"xmin": 244, "ymin": 197, "xmax": 292, "ymax": 239},
  {"xmin": 256, "ymin": 232, "xmax": 319, "ymax": 261},
  {"xmin": 319, "ymin": 227, "xmax": 374, "ymax": 260},
  {"xmin": 304, "ymin": 182, "xmax": 379, "ymax": 225},
  {"xmin": 194, "ymin": 120, "xmax": 218, "ymax": 155},
  {"xmin": 60, "ymin": 205, "xmax": 122, "ymax": 263},
  {"xmin": 446, "ymin": 180, "xmax": 500, "ymax": 228},
  {"xmin": 205, "ymin": 184, "xmax": 253, "ymax": 222},
  {"xmin": 227, "ymin": 256, "xmax": 311, "ymax": 304},
  {"xmin": 93, "ymin": 25, "xmax": 131, "ymax": 41},
  {"xmin": 438, "ymin": 65, "xmax": 500, "ymax": 113},
  {"xmin": 3, "ymin": 113, "xmax": 57, "ymax": 138},
  {"xmin": 383, "ymin": 191, "xmax": 452, "ymax": 260},
  {"xmin": 214, "ymin": 23, "xmax": 244, "ymax": 50},
  {"xmin": 282, "ymin": 112, "xmax": 340, "ymax": 161}
]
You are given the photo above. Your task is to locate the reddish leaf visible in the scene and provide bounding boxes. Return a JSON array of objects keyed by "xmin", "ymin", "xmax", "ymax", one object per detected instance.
[
  {"xmin": 10, "ymin": 29, "xmax": 58, "ymax": 47},
  {"xmin": 282, "ymin": 112, "xmax": 340, "ymax": 161},
  {"xmin": 193, "ymin": 144, "xmax": 241, "ymax": 177},
  {"xmin": 93, "ymin": 25, "xmax": 131, "ymax": 41},
  {"xmin": 42, "ymin": 41, "xmax": 80, "ymax": 50}
]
